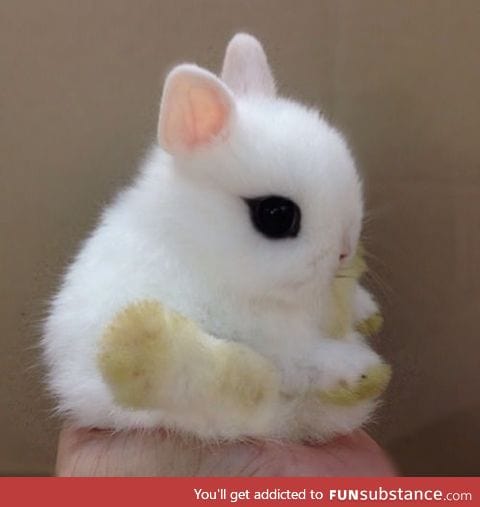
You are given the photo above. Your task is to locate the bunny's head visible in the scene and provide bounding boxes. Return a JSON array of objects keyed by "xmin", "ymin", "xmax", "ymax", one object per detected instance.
[{"xmin": 154, "ymin": 34, "xmax": 363, "ymax": 307}]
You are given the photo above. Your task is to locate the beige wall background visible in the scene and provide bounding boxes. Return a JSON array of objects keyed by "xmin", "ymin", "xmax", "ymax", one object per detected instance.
[{"xmin": 1, "ymin": 0, "xmax": 479, "ymax": 475}]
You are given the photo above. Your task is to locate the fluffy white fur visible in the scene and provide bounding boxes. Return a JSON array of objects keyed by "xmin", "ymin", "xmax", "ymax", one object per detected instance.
[{"xmin": 43, "ymin": 33, "xmax": 384, "ymax": 441}]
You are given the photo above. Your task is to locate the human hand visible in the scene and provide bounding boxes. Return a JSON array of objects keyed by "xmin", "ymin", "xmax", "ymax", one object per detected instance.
[{"xmin": 56, "ymin": 426, "xmax": 396, "ymax": 476}]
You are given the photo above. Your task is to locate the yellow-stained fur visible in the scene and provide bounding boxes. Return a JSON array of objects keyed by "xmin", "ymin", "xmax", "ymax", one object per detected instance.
[
  {"xmin": 99, "ymin": 301, "xmax": 281, "ymax": 423},
  {"xmin": 98, "ymin": 247, "xmax": 390, "ymax": 416},
  {"xmin": 328, "ymin": 244, "xmax": 370, "ymax": 338},
  {"xmin": 355, "ymin": 312, "xmax": 384, "ymax": 337},
  {"xmin": 319, "ymin": 363, "xmax": 392, "ymax": 406}
]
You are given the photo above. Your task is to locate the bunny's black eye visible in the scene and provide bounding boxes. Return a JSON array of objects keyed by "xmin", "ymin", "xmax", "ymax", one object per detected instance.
[{"xmin": 245, "ymin": 195, "xmax": 301, "ymax": 239}]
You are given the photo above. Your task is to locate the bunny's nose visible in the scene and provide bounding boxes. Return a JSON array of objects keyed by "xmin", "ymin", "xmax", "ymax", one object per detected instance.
[
  {"xmin": 339, "ymin": 247, "xmax": 351, "ymax": 263},
  {"xmin": 339, "ymin": 234, "xmax": 352, "ymax": 263}
]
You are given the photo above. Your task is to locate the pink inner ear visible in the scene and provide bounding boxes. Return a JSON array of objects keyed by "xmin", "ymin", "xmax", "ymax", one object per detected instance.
[
  {"xmin": 183, "ymin": 86, "xmax": 229, "ymax": 148},
  {"xmin": 160, "ymin": 67, "xmax": 232, "ymax": 154}
]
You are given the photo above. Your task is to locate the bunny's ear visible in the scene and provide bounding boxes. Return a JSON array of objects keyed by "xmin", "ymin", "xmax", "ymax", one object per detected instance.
[
  {"xmin": 158, "ymin": 64, "xmax": 235, "ymax": 154},
  {"xmin": 221, "ymin": 33, "xmax": 276, "ymax": 97}
]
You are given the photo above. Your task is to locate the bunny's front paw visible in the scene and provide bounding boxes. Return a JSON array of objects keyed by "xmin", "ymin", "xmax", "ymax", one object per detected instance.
[
  {"xmin": 292, "ymin": 338, "xmax": 391, "ymax": 407},
  {"xmin": 318, "ymin": 362, "xmax": 391, "ymax": 406},
  {"xmin": 355, "ymin": 312, "xmax": 383, "ymax": 337}
]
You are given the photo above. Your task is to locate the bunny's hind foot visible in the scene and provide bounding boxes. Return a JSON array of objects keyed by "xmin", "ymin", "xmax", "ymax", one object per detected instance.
[{"xmin": 97, "ymin": 300, "xmax": 280, "ymax": 437}]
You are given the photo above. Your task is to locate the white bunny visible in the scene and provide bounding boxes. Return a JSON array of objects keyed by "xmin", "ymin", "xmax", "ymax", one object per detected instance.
[{"xmin": 43, "ymin": 34, "xmax": 390, "ymax": 442}]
